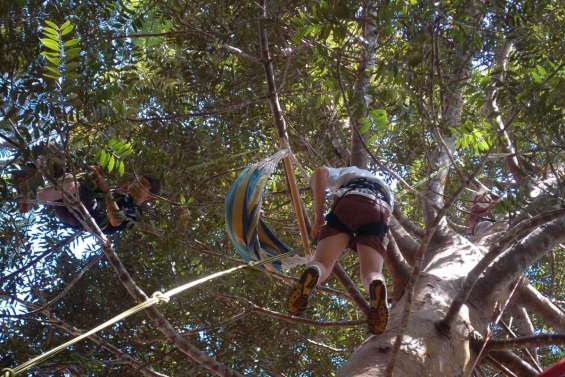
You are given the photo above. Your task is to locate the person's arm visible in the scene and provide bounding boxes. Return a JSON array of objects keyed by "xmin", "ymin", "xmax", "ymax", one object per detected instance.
[
  {"xmin": 310, "ymin": 167, "xmax": 329, "ymax": 240},
  {"xmin": 90, "ymin": 165, "xmax": 110, "ymax": 193},
  {"xmin": 104, "ymin": 192, "xmax": 127, "ymax": 227}
]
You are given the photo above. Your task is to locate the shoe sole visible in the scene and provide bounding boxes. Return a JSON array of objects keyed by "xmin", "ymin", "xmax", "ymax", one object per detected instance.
[
  {"xmin": 368, "ymin": 279, "xmax": 389, "ymax": 335},
  {"xmin": 287, "ymin": 268, "xmax": 319, "ymax": 316}
]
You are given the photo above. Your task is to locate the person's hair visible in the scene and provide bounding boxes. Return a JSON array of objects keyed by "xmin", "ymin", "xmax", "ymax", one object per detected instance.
[{"xmin": 141, "ymin": 175, "xmax": 161, "ymax": 195}]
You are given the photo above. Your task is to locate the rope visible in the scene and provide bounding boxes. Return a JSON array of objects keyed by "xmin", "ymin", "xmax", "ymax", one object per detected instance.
[{"xmin": 5, "ymin": 251, "xmax": 293, "ymax": 376}]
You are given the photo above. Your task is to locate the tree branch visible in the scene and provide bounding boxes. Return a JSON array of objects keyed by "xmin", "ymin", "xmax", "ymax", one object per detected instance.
[
  {"xmin": 221, "ymin": 294, "xmax": 365, "ymax": 328},
  {"xmin": 487, "ymin": 334, "xmax": 565, "ymax": 351},
  {"xmin": 486, "ymin": 350, "xmax": 537, "ymax": 377},
  {"xmin": 384, "ymin": 235, "xmax": 411, "ymax": 301},
  {"xmin": 517, "ymin": 283, "xmax": 565, "ymax": 333},
  {"xmin": 61, "ymin": 200, "xmax": 244, "ymax": 377},
  {"xmin": 483, "ymin": 39, "xmax": 525, "ymax": 182},
  {"xmin": 440, "ymin": 209, "xmax": 565, "ymax": 330},
  {"xmin": 393, "ymin": 206, "xmax": 424, "ymax": 239},
  {"xmin": 333, "ymin": 263, "xmax": 370, "ymax": 315},
  {"xmin": 350, "ymin": 1, "xmax": 379, "ymax": 168},
  {"xmin": 25, "ymin": 253, "xmax": 103, "ymax": 315},
  {"xmin": 471, "ymin": 215, "xmax": 565, "ymax": 305},
  {"xmin": 389, "ymin": 217, "xmax": 419, "ymax": 265}
]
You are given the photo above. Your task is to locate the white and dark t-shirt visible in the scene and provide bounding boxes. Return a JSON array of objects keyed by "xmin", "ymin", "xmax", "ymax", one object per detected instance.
[{"xmin": 324, "ymin": 166, "xmax": 394, "ymax": 208}]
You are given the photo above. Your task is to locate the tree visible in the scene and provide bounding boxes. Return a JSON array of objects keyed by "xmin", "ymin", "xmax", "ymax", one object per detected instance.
[{"xmin": 1, "ymin": 1, "xmax": 564, "ymax": 376}]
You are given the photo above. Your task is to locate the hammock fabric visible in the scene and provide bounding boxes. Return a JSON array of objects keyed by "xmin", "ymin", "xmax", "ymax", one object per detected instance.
[{"xmin": 225, "ymin": 150, "xmax": 293, "ymax": 271}]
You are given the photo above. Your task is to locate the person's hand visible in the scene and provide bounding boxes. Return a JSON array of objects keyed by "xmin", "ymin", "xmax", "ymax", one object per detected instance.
[
  {"xmin": 90, "ymin": 165, "xmax": 110, "ymax": 193},
  {"xmin": 90, "ymin": 164, "xmax": 102, "ymax": 172},
  {"xmin": 310, "ymin": 217, "xmax": 324, "ymax": 241}
]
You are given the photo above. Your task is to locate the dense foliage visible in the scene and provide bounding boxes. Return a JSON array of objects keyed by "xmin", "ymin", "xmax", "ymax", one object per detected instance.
[{"xmin": 1, "ymin": 1, "xmax": 563, "ymax": 376}]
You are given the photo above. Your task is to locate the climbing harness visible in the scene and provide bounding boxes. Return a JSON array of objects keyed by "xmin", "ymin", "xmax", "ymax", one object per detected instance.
[{"xmin": 335, "ymin": 177, "xmax": 391, "ymax": 206}]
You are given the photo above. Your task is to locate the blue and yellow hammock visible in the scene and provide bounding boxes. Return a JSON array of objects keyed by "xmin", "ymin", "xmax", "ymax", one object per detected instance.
[{"xmin": 225, "ymin": 150, "xmax": 295, "ymax": 271}]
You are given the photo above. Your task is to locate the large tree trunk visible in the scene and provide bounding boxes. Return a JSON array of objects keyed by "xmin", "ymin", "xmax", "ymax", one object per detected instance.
[{"xmin": 339, "ymin": 235, "xmax": 483, "ymax": 377}]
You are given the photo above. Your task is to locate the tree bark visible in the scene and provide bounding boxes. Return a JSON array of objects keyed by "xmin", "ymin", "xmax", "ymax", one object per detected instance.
[
  {"xmin": 350, "ymin": 0, "xmax": 379, "ymax": 169},
  {"xmin": 338, "ymin": 235, "xmax": 486, "ymax": 377}
]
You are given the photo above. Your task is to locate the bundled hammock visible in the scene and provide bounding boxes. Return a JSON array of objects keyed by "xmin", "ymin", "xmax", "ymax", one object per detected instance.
[{"xmin": 225, "ymin": 149, "xmax": 300, "ymax": 271}]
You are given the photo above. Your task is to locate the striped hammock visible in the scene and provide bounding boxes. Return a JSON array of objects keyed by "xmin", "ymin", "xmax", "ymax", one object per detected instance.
[{"xmin": 225, "ymin": 150, "xmax": 296, "ymax": 271}]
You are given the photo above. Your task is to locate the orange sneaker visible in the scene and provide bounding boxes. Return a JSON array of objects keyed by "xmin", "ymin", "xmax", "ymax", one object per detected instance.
[
  {"xmin": 287, "ymin": 267, "xmax": 320, "ymax": 316},
  {"xmin": 367, "ymin": 278, "xmax": 389, "ymax": 335}
]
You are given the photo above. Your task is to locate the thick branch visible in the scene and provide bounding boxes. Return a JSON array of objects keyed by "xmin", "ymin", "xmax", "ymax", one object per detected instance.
[
  {"xmin": 518, "ymin": 283, "xmax": 565, "ymax": 333},
  {"xmin": 487, "ymin": 350, "xmax": 538, "ymax": 377},
  {"xmin": 484, "ymin": 39, "xmax": 525, "ymax": 182},
  {"xmin": 471, "ymin": 215, "xmax": 565, "ymax": 303},
  {"xmin": 440, "ymin": 209, "xmax": 565, "ymax": 329},
  {"xmin": 384, "ymin": 235, "xmax": 411, "ymax": 301},
  {"xmin": 350, "ymin": 1, "xmax": 379, "ymax": 168},
  {"xmin": 393, "ymin": 206, "xmax": 424, "ymax": 239},
  {"xmin": 389, "ymin": 217, "xmax": 419, "ymax": 265},
  {"xmin": 487, "ymin": 334, "xmax": 565, "ymax": 351},
  {"xmin": 258, "ymin": 1, "xmax": 310, "ymax": 257}
]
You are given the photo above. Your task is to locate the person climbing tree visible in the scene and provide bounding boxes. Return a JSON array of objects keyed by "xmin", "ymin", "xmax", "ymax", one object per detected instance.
[
  {"xmin": 287, "ymin": 166, "xmax": 394, "ymax": 335},
  {"xmin": 20, "ymin": 161, "xmax": 160, "ymax": 234}
]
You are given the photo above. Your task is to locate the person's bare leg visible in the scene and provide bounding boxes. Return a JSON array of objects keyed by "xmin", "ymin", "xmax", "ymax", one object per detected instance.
[
  {"xmin": 357, "ymin": 243, "xmax": 385, "ymax": 292},
  {"xmin": 288, "ymin": 232, "xmax": 349, "ymax": 316},
  {"xmin": 358, "ymin": 242, "xmax": 389, "ymax": 334},
  {"xmin": 308, "ymin": 232, "xmax": 350, "ymax": 283}
]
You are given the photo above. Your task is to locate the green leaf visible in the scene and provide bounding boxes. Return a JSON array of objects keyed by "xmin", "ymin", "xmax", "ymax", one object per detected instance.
[
  {"xmin": 41, "ymin": 51, "xmax": 59, "ymax": 57},
  {"xmin": 44, "ymin": 20, "xmax": 59, "ymax": 30},
  {"xmin": 61, "ymin": 24, "xmax": 74, "ymax": 36},
  {"xmin": 100, "ymin": 150, "xmax": 110, "ymax": 167},
  {"xmin": 40, "ymin": 38, "xmax": 60, "ymax": 51},
  {"xmin": 43, "ymin": 73, "xmax": 60, "ymax": 80},
  {"xmin": 370, "ymin": 108, "xmax": 388, "ymax": 129},
  {"xmin": 359, "ymin": 117, "xmax": 371, "ymax": 134},
  {"xmin": 64, "ymin": 38, "xmax": 80, "ymax": 47},
  {"xmin": 117, "ymin": 160, "xmax": 125, "ymax": 176},
  {"xmin": 108, "ymin": 156, "xmax": 115, "ymax": 172},
  {"xmin": 42, "ymin": 54, "xmax": 60, "ymax": 65},
  {"xmin": 65, "ymin": 61, "xmax": 79, "ymax": 71},
  {"xmin": 65, "ymin": 48, "xmax": 81, "ymax": 60},
  {"xmin": 531, "ymin": 71, "xmax": 542, "ymax": 83},
  {"xmin": 60, "ymin": 20, "xmax": 72, "ymax": 31},
  {"xmin": 42, "ymin": 27, "xmax": 59, "ymax": 38},
  {"xmin": 535, "ymin": 64, "xmax": 547, "ymax": 77},
  {"xmin": 45, "ymin": 65, "xmax": 61, "ymax": 75},
  {"xmin": 367, "ymin": 133, "xmax": 380, "ymax": 145}
]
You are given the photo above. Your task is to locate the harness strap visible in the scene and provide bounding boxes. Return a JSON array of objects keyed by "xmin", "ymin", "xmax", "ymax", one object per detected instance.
[
  {"xmin": 325, "ymin": 211, "xmax": 389, "ymax": 237},
  {"xmin": 338, "ymin": 178, "xmax": 391, "ymax": 205}
]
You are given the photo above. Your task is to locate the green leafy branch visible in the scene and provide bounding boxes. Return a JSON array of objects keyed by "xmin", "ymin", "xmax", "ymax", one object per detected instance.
[
  {"xmin": 40, "ymin": 20, "xmax": 81, "ymax": 83},
  {"xmin": 96, "ymin": 139, "xmax": 134, "ymax": 176}
]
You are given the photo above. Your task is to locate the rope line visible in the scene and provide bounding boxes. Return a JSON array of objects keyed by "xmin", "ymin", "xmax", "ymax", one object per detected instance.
[{"xmin": 5, "ymin": 251, "xmax": 294, "ymax": 376}]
